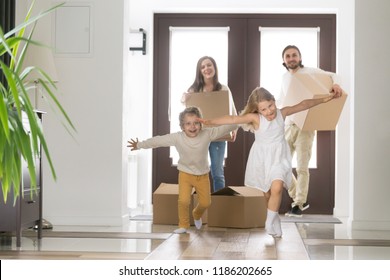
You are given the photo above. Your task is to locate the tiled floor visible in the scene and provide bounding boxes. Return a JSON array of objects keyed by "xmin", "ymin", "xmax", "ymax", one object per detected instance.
[{"xmin": 1, "ymin": 215, "xmax": 390, "ymax": 260}]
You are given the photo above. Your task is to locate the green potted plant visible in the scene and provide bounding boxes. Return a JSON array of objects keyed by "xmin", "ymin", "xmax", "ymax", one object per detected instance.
[{"xmin": 0, "ymin": 1, "xmax": 74, "ymax": 203}]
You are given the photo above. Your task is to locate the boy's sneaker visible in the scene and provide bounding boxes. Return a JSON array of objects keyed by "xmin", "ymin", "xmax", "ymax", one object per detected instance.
[
  {"xmin": 173, "ymin": 228, "xmax": 187, "ymax": 234},
  {"xmin": 194, "ymin": 218, "xmax": 202, "ymax": 230},
  {"xmin": 301, "ymin": 203, "xmax": 310, "ymax": 211},
  {"xmin": 285, "ymin": 205, "xmax": 302, "ymax": 217}
]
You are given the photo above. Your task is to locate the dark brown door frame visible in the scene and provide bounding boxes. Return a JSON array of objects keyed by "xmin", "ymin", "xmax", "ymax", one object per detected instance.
[{"xmin": 153, "ymin": 13, "xmax": 336, "ymax": 214}]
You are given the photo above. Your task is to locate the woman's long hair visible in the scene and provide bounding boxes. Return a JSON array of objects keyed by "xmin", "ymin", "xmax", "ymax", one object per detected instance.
[{"xmin": 187, "ymin": 56, "xmax": 222, "ymax": 92}]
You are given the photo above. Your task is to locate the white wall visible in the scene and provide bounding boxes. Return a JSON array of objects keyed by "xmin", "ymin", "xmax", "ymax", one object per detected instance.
[
  {"xmin": 17, "ymin": 0, "xmax": 129, "ymax": 225},
  {"xmin": 352, "ymin": 0, "xmax": 390, "ymax": 230},
  {"xmin": 16, "ymin": 0, "xmax": 390, "ymax": 230}
]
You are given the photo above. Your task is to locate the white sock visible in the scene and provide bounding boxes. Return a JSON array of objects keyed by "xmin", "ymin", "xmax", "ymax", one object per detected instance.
[
  {"xmin": 194, "ymin": 218, "xmax": 202, "ymax": 230},
  {"xmin": 273, "ymin": 214, "xmax": 282, "ymax": 238},
  {"xmin": 265, "ymin": 209, "xmax": 277, "ymax": 236},
  {"xmin": 173, "ymin": 228, "xmax": 187, "ymax": 234}
]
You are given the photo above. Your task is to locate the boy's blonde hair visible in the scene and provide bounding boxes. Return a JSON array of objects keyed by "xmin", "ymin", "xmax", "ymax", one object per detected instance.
[
  {"xmin": 179, "ymin": 106, "xmax": 203, "ymax": 129},
  {"xmin": 240, "ymin": 87, "xmax": 275, "ymax": 132}
]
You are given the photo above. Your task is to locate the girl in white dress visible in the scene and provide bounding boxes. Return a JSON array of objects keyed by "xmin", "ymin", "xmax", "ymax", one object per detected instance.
[{"xmin": 198, "ymin": 87, "xmax": 340, "ymax": 237}]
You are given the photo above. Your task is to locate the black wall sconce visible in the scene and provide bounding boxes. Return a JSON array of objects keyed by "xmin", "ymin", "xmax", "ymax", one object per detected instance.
[{"xmin": 129, "ymin": 28, "xmax": 146, "ymax": 55}]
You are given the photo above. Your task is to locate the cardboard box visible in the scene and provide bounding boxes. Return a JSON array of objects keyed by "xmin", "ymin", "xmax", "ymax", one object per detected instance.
[
  {"xmin": 282, "ymin": 72, "xmax": 347, "ymax": 131},
  {"xmin": 152, "ymin": 183, "xmax": 207, "ymax": 225},
  {"xmin": 207, "ymin": 186, "xmax": 267, "ymax": 228},
  {"xmin": 185, "ymin": 90, "xmax": 233, "ymax": 141}
]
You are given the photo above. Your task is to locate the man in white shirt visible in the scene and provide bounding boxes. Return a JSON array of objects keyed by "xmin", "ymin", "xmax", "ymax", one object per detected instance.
[{"xmin": 280, "ymin": 45, "xmax": 343, "ymax": 217}]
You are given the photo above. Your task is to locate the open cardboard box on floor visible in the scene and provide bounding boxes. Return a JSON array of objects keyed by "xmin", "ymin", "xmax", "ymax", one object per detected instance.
[
  {"xmin": 185, "ymin": 90, "xmax": 233, "ymax": 141},
  {"xmin": 282, "ymin": 72, "xmax": 347, "ymax": 131},
  {"xmin": 207, "ymin": 186, "xmax": 267, "ymax": 228},
  {"xmin": 152, "ymin": 183, "xmax": 207, "ymax": 225}
]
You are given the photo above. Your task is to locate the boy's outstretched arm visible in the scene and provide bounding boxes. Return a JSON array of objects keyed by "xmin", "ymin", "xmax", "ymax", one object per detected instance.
[
  {"xmin": 127, "ymin": 138, "xmax": 139, "ymax": 151},
  {"xmin": 282, "ymin": 92, "xmax": 341, "ymax": 118}
]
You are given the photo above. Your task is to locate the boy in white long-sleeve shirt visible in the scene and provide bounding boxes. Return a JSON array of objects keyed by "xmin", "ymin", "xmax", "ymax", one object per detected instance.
[{"xmin": 128, "ymin": 106, "xmax": 237, "ymax": 234}]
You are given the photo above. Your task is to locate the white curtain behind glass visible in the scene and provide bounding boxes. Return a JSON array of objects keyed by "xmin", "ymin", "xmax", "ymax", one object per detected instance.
[
  {"xmin": 259, "ymin": 27, "xmax": 318, "ymax": 167},
  {"xmin": 169, "ymin": 27, "xmax": 229, "ymax": 164}
]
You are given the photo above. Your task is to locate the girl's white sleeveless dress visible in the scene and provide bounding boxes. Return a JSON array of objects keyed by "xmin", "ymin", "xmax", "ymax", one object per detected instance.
[{"xmin": 244, "ymin": 109, "xmax": 292, "ymax": 192}]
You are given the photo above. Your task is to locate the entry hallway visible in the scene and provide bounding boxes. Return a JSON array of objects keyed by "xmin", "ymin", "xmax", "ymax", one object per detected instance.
[{"xmin": 1, "ymin": 215, "xmax": 390, "ymax": 260}]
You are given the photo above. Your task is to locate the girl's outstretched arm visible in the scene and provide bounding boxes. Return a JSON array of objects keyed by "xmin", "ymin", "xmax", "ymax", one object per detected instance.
[
  {"xmin": 198, "ymin": 113, "xmax": 257, "ymax": 126},
  {"xmin": 281, "ymin": 92, "xmax": 341, "ymax": 118}
]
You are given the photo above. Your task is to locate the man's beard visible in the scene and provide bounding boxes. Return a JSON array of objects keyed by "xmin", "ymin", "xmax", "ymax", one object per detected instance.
[{"xmin": 287, "ymin": 61, "xmax": 300, "ymax": 70}]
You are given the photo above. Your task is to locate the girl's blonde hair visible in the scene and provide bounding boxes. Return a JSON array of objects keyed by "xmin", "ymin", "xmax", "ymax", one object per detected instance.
[{"xmin": 240, "ymin": 87, "xmax": 275, "ymax": 132}]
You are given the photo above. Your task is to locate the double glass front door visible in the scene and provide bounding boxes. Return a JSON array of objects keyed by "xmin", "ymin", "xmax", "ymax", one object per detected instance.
[{"xmin": 153, "ymin": 13, "xmax": 336, "ymax": 214}]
